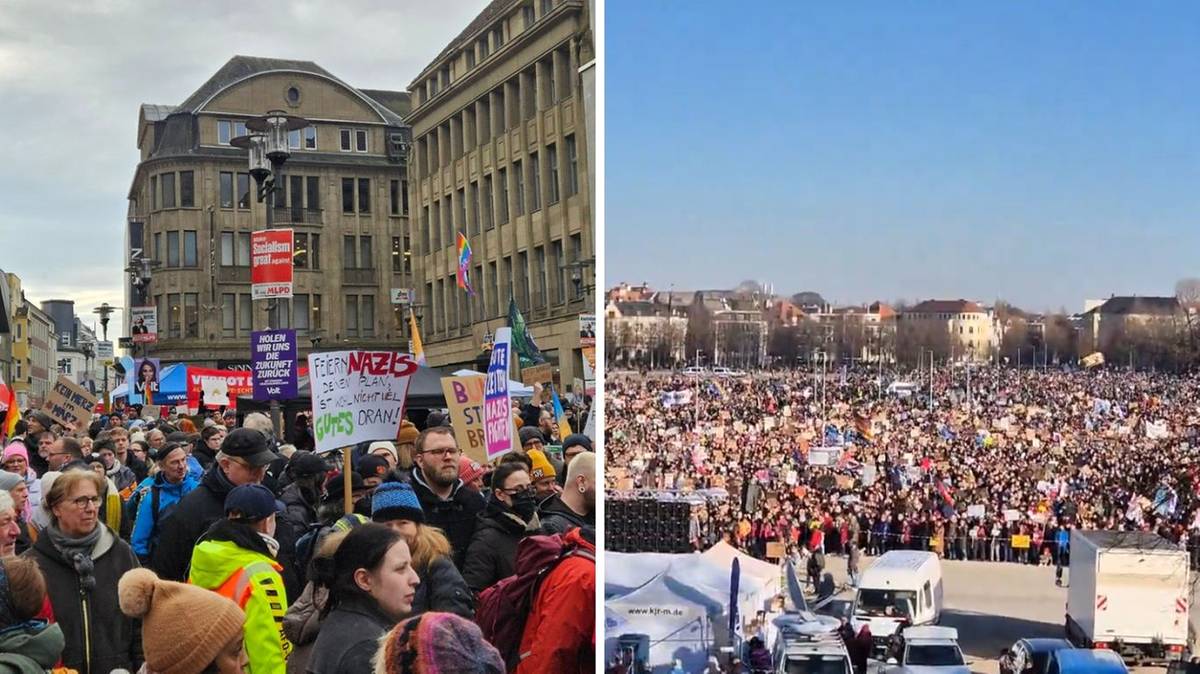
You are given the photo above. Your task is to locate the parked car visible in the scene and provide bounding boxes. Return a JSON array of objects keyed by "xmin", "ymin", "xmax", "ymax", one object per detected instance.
[
  {"xmin": 884, "ymin": 626, "xmax": 968, "ymax": 674},
  {"xmin": 999, "ymin": 638, "xmax": 1075, "ymax": 674},
  {"xmin": 682, "ymin": 366, "xmax": 708, "ymax": 376},
  {"xmin": 712, "ymin": 366, "xmax": 735, "ymax": 377},
  {"xmin": 1047, "ymin": 650, "xmax": 1128, "ymax": 674}
]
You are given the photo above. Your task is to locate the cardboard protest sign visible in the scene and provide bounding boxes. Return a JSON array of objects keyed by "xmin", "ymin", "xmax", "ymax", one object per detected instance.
[
  {"xmin": 807, "ymin": 447, "xmax": 841, "ymax": 466},
  {"xmin": 43, "ymin": 376, "xmax": 97, "ymax": 430},
  {"xmin": 142, "ymin": 404, "xmax": 162, "ymax": 419},
  {"xmin": 186, "ymin": 368, "xmax": 253, "ymax": 411},
  {"xmin": 579, "ymin": 314, "xmax": 595, "ymax": 347},
  {"xmin": 202, "ymin": 378, "xmax": 230, "ymax": 407},
  {"xmin": 967, "ymin": 504, "xmax": 986, "ymax": 519},
  {"xmin": 520, "ymin": 363, "xmax": 553, "ymax": 386},
  {"xmin": 252, "ymin": 329, "xmax": 298, "ymax": 400},
  {"xmin": 440, "ymin": 375, "xmax": 493, "ymax": 464},
  {"xmin": 765, "ymin": 542, "xmax": 785, "ymax": 560},
  {"xmin": 308, "ymin": 351, "xmax": 417, "ymax": 453},
  {"xmin": 1003, "ymin": 508, "xmax": 1021, "ymax": 522},
  {"xmin": 484, "ymin": 328, "xmax": 514, "ymax": 460},
  {"xmin": 251, "ymin": 228, "xmax": 294, "ymax": 299}
]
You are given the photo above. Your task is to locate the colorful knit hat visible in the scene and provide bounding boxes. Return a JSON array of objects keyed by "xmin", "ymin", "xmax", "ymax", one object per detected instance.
[
  {"xmin": 373, "ymin": 612, "xmax": 505, "ymax": 674},
  {"xmin": 118, "ymin": 568, "xmax": 246, "ymax": 674},
  {"xmin": 372, "ymin": 482, "xmax": 424, "ymax": 524},
  {"xmin": 2, "ymin": 443, "xmax": 28, "ymax": 465},
  {"xmin": 457, "ymin": 456, "xmax": 485, "ymax": 486}
]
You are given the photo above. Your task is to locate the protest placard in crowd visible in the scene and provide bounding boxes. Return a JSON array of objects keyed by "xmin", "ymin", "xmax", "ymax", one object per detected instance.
[
  {"xmin": 308, "ymin": 350, "xmax": 416, "ymax": 453},
  {"xmin": 43, "ymin": 376, "xmax": 97, "ymax": 430},
  {"xmin": 484, "ymin": 328, "xmax": 514, "ymax": 460},
  {"xmin": 186, "ymin": 367, "xmax": 253, "ymax": 412},
  {"xmin": 441, "ymin": 374, "xmax": 490, "ymax": 464},
  {"xmin": 252, "ymin": 329, "xmax": 298, "ymax": 400}
]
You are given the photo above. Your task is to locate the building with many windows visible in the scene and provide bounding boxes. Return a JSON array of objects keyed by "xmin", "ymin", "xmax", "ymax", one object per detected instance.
[
  {"xmin": 407, "ymin": 0, "xmax": 595, "ymax": 389},
  {"xmin": 126, "ymin": 56, "xmax": 413, "ymax": 368},
  {"xmin": 898, "ymin": 299, "xmax": 997, "ymax": 362},
  {"xmin": 6, "ymin": 273, "xmax": 57, "ymax": 409}
]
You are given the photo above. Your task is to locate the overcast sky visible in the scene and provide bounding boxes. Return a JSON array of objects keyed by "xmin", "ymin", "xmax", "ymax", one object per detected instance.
[{"xmin": 0, "ymin": 0, "xmax": 488, "ymax": 333}]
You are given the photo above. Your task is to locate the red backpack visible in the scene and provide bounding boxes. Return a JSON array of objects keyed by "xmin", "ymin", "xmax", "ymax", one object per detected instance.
[{"xmin": 475, "ymin": 533, "xmax": 593, "ymax": 671}]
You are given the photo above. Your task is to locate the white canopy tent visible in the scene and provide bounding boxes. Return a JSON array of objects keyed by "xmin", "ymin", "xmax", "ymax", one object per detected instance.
[
  {"xmin": 605, "ymin": 551, "xmax": 694, "ymax": 598},
  {"xmin": 701, "ymin": 541, "xmax": 782, "ymax": 598}
]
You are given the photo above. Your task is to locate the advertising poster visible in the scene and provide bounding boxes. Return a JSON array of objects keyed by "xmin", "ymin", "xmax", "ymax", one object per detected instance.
[
  {"xmin": 128, "ymin": 357, "xmax": 160, "ymax": 405},
  {"xmin": 579, "ymin": 314, "xmax": 595, "ymax": 347},
  {"xmin": 130, "ymin": 306, "xmax": 157, "ymax": 344},
  {"xmin": 43, "ymin": 376, "xmax": 97, "ymax": 431},
  {"xmin": 252, "ymin": 329, "xmax": 298, "ymax": 401},
  {"xmin": 251, "ymin": 228, "xmax": 294, "ymax": 300},
  {"xmin": 484, "ymin": 327, "xmax": 514, "ymax": 460},
  {"xmin": 308, "ymin": 350, "xmax": 416, "ymax": 453}
]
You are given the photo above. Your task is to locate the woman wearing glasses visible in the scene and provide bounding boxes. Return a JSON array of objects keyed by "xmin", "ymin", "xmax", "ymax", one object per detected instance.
[
  {"xmin": 26, "ymin": 468, "xmax": 142, "ymax": 674},
  {"xmin": 461, "ymin": 461, "xmax": 539, "ymax": 595}
]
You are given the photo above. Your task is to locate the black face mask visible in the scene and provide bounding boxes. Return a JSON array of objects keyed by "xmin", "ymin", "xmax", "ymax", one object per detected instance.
[{"xmin": 511, "ymin": 492, "xmax": 538, "ymax": 521}]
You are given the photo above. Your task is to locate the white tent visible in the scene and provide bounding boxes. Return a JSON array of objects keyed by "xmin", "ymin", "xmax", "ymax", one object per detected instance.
[
  {"xmin": 450, "ymin": 370, "xmax": 534, "ymax": 397},
  {"xmin": 701, "ymin": 541, "xmax": 782, "ymax": 598},
  {"xmin": 605, "ymin": 551, "xmax": 695, "ymax": 598}
]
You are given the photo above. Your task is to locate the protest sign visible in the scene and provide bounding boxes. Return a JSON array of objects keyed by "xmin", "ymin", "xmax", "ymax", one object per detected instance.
[
  {"xmin": 520, "ymin": 363, "xmax": 553, "ymax": 386},
  {"xmin": 186, "ymin": 368, "xmax": 253, "ymax": 411},
  {"xmin": 1003, "ymin": 509, "xmax": 1021, "ymax": 522},
  {"xmin": 967, "ymin": 504, "xmax": 986, "ymax": 519},
  {"xmin": 308, "ymin": 350, "xmax": 417, "ymax": 453},
  {"xmin": 142, "ymin": 404, "xmax": 162, "ymax": 419},
  {"xmin": 807, "ymin": 447, "xmax": 841, "ymax": 466},
  {"xmin": 43, "ymin": 376, "xmax": 97, "ymax": 430},
  {"xmin": 128, "ymin": 357, "xmax": 160, "ymax": 405},
  {"xmin": 861, "ymin": 464, "xmax": 877, "ymax": 486},
  {"xmin": 484, "ymin": 328, "xmax": 514, "ymax": 460},
  {"xmin": 1011, "ymin": 534, "xmax": 1031, "ymax": 549},
  {"xmin": 130, "ymin": 306, "xmax": 158, "ymax": 344},
  {"xmin": 579, "ymin": 314, "xmax": 595, "ymax": 347},
  {"xmin": 202, "ymin": 378, "xmax": 230, "ymax": 407},
  {"xmin": 765, "ymin": 542, "xmax": 785, "ymax": 560},
  {"xmin": 441, "ymin": 375, "xmax": 490, "ymax": 464},
  {"xmin": 251, "ymin": 228, "xmax": 294, "ymax": 299},
  {"xmin": 252, "ymin": 329, "xmax": 298, "ymax": 400}
]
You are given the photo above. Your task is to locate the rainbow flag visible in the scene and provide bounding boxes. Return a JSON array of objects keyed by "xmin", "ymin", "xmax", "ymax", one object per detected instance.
[
  {"xmin": 550, "ymin": 385, "xmax": 572, "ymax": 442},
  {"xmin": 0, "ymin": 374, "xmax": 18, "ymax": 442},
  {"xmin": 409, "ymin": 308, "xmax": 426, "ymax": 366},
  {"xmin": 455, "ymin": 232, "xmax": 474, "ymax": 296}
]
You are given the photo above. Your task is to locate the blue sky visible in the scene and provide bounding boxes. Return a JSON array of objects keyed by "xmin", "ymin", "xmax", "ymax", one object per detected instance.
[{"xmin": 605, "ymin": 1, "xmax": 1200, "ymax": 313}]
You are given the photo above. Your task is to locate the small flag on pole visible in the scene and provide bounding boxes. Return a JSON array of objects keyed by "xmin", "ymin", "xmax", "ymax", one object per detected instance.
[
  {"xmin": 456, "ymin": 233, "xmax": 474, "ymax": 296},
  {"xmin": 550, "ymin": 385, "xmax": 572, "ymax": 441},
  {"xmin": 409, "ymin": 309, "xmax": 427, "ymax": 366}
]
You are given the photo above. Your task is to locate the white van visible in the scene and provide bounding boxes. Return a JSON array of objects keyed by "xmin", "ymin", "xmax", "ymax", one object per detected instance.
[
  {"xmin": 886, "ymin": 381, "xmax": 921, "ymax": 398},
  {"xmin": 850, "ymin": 551, "xmax": 943, "ymax": 652}
]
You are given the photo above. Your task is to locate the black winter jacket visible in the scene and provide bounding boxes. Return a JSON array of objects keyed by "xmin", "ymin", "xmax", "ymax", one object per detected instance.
[
  {"xmin": 461, "ymin": 497, "xmax": 530, "ymax": 594},
  {"xmin": 306, "ymin": 596, "xmax": 396, "ymax": 674},
  {"xmin": 409, "ymin": 469, "xmax": 485, "ymax": 570},
  {"xmin": 537, "ymin": 494, "xmax": 592, "ymax": 537},
  {"xmin": 410, "ymin": 555, "xmax": 474, "ymax": 619}
]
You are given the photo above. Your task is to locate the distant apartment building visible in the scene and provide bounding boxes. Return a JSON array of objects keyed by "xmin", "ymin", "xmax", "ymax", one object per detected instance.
[
  {"xmin": 1080, "ymin": 296, "xmax": 1183, "ymax": 356},
  {"xmin": 11, "ymin": 290, "xmax": 57, "ymax": 409},
  {"xmin": 898, "ymin": 299, "xmax": 996, "ymax": 361},
  {"xmin": 809, "ymin": 302, "xmax": 897, "ymax": 363},
  {"xmin": 605, "ymin": 298, "xmax": 687, "ymax": 367},
  {"xmin": 407, "ymin": 0, "xmax": 594, "ymax": 388}
]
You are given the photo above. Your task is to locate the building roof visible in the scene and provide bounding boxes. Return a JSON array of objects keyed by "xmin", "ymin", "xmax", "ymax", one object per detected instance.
[
  {"xmin": 140, "ymin": 104, "xmax": 177, "ymax": 122},
  {"xmin": 417, "ymin": 0, "xmax": 516, "ymax": 82},
  {"xmin": 1087, "ymin": 296, "xmax": 1181, "ymax": 316},
  {"xmin": 359, "ymin": 89, "xmax": 413, "ymax": 118},
  {"xmin": 908, "ymin": 299, "xmax": 985, "ymax": 314},
  {"xmin": 610, "ymin": 301, "xmax": 683, "ymax": 319}
]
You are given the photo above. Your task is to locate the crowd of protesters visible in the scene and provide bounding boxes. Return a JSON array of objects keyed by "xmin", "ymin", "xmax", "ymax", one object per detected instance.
[
  {"xmin": 0, "ymin": 379, "xmax": 595, "ymax": 674},
  {"xmin": 607, "ymin": 365, "xmax": 1200, "ymax": 575}
]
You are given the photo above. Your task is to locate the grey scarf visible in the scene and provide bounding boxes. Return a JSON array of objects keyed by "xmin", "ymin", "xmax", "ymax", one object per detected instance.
[{"xmin": 44, "ymin": 524, "xmax": 104, "ymax": 592}]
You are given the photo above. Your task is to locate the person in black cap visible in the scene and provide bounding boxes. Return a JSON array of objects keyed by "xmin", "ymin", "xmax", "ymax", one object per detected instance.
[
  {"xmin": 358, "ymin": 455, "xmax": 390, "ymax": 489},
  {"xmin": 280, "ymin": 451, "xmax": 328, "ymax": 533},
  {"xmin": 320, "ymin": 471, "xmax": 368, "ymax": 524}
]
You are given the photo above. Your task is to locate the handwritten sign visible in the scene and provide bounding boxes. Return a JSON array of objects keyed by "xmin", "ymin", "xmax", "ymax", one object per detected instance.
[
  {"xmin": 308, "ymin": 350, "xmax": 416, "ymax": 454},
  {"xmin": 520, "ymin": 363, "xmax": 553, "ymax": 386},
  {"xmin": 484, "ymin": 328, "xmax": 514, "ymax": 460},
  {"xmin": 43, "ymin": 376, "xmax": 97, "ymax": 430},
  {"xmin": 252, "ymin": 329, "xmax": 298, "ymax": 401},
  {"xmin": 441, "ymin": 375, "xmax": 490, "ymax": 464}
]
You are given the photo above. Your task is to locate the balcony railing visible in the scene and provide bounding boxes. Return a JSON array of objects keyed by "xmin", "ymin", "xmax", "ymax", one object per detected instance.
[{"xmin": 271, "ymin": 207, "xmax": 324, "ymax": 226}]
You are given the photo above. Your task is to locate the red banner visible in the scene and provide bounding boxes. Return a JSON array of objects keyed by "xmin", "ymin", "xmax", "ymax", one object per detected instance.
[
  {"xmin": 251, "ymin": 229, "xmax": 294, "ymax": 299},
  {"xmin": 186, "ymin": 368, "xmax": 254, "ymax": 411}
]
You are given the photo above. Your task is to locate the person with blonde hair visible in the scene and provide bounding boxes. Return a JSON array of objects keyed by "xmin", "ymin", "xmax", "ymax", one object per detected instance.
[
  {"xmin": 371, "ymin": 482, "xmax": 472, "ymax": 618},
  {"xmin": 26, "ymin": 468, "xmax": 142, "ymax": 673}
]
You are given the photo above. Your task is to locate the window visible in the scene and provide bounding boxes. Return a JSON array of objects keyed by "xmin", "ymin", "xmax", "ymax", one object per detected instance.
[
  {"xmin": 492, "ymin": 26, "xmax": 504, "ymax": 50},
  {"xmin": 390, "ymin": 180, "xmax": 402, "ymax": 215},
  {"xmin": 184, "ymin": 293, "xmax": 199, "ymax": 338},
  {"xmin": 342, "ymin": 178, "xmax": 355, "ymax": 213},
  {"xmin": 288, "ymin": 175, "xmax": 303, "ymax": 210},
  {"xmin": 155, "ymin": 295, "xmax": 164, "ymax": 338},
  {"xmin": 356, "ymin": 129, "xmax": 368, "ymax": 152},
  {"xmin": 153, "ymin": 233, "xmax": 162, "ymax": 263},
  {"xmin": 442, "ymin": 199, "xmax": 452, "ymax": 246},
  {"xmin": 180, "ymin": 171, "xmax": 194, "ymax": 208},
  {"xmin": 529, "ymin": 151, "xmax": 541, "ymax": 211},
  {"xmin": 431, "ymin": 199, "xmax": 441, "ymax": 250},
  {"xmin": 566, "ymin": 134, "xmax": 579, "ymax": 196},
  {"xmin": 150, "ymin": 175, "xmax": 158, "ymax": 209},
  {"xmin": 570, "ymin": 233, "xmax": 582, "ymax": 299},
  {"xmin": 521, "ymin": 68, "xmax": 536, "ymax": 121},
  {"xmin": 495, "ymin": 87, "xmax": 506, "ymax": 133},
  {"xmin": 239, "ymin": 293, "xmax": 252, "ymax": 336},
  {"xmin": 222, "ymin": 294, "xmax": 236, "ymax": 338},
  {"xmin": 358, "ymin": 178, "xmax": 371, "ymax": 213},
  {"xmin": 166, "ymin": 231, "xmax": 180, "ymax": 267},
  {"xmin": 456, "ymin": 188, "xmax": 466, "ymax": 232},
  {"xmin": 360, "ymin": 236, "xmax": 373, "ymax": 269},
  {"xmin": 161, "ymin": 173, "xmax": 176, "ymax": 209},
  {"xmin": 293, "ymin": 294, "xmax": 309, "ymax": 334},
  {"xmin": 479, "ymin": 98, "xmax": 491, "ymax": 143},
  {"xmin": 304, "ymin": 126, "xmax": 317, "ymax": 149},
  {"xmin": 219, "ymin": 172, "xmax": 234, "ymax": 208},
  {"xmin": 423, "ymin": 204, "xmax": 432, "ymax": 252},
  {"xmin": 236, "ymin": 232, "xmax": 251, "ymax": 266},
  {"xmin": 401, "ymin": 179, "xmax": 409, "ymax": 214},
  {"xmin": 483, "ymin": 174, "xmax": 494, "ymax": 230},
  {"xmin": 340, "ymin": 129, "xmax": 352, "ymax": 152},
  {"xmin": 466, "ymin": 48, "xmax": 476, "ymax": 69},
  {"xmin": 535, "ymin": 245, "xmax": 546, "ymax": 306},
  {"xmin": 237, "ymin": 173, "xmax": 250, "ymax": 209},
  {"xmin": 488, "ymin": 261, "xmax": 498, "ymax": 315},
  {"xmin": 234, "ymin": 121, "xmax": 247, "ymax": 138},
  {"xmin": 470, "ymin": 181, "xmax": 480, "ymax": 234},
  {"xmin": 269, "ymin": 298, "xmax": 291, "ymax": 329},
  {"xmin": 294, "ymin": 232, "xmax": 309, "ymax": 269},
  {"xmin": 218, "ymin": 120, "xmax": 232, "ymax": 145},
  {"xmin": 547, "ymin": 143, "xmax": 559, "ymax": 204},
  {"xmin": 517, "ymin": 251, "xmax": 529, "ymax": 308},
  {"xmin": 497, "ymin": 168, "xmax": 509, "ymax": 224},
  {"xmin": 220, "ymin": 232, "xmax": 234, "ymax": 265},
  {"xmin": 311, "ymin": 294, "xmax": 322, "ymax": 331},
  {"xmin": 343, "ymin": 236, "xmax": 357, "ymax": 269},
  {"xmin": 552, "ymin": 239, "xmax": 564, "ymax": 304},
  {"xmin": 361, "ymin": 295, "xmax": 375, "ymax": 337},
  {"xmin": 288, "ymin": 129, "xmax": 301, "ymax": 150},
  {"xmin": 542, "ymin": 57, "xmax": 555, "ymax": 106},
  {"xmin": 183, "ymin": 231, "xmax": 197, "ymax": 267},
  {"xmin": 523, "ymin": 4, "xmax": 535, "ymax": 27},
  {"xmin": 392, "ymin": 237, "xmax": 404, "ymax": 272},
  {"xmin": 306, "ymin": 176, "xmax": 320, "ymax": 211},
  {"xmin": 345, "ymin": 295, "xmax": 359, "ymax": 337},
  {"xmin": 513, "ymin": 160, "xmax": 525, "ymax": 215},
  {"xmin": 541, "ymin": 0, "xmax": 553, "ymax": 15},
  {"xmin": 479, "ymin": 36, "xmax": 490, "ymax": 60},
  {"xmin": 168, "ymin": 293, "xmax": 181, "ymax": 339}
]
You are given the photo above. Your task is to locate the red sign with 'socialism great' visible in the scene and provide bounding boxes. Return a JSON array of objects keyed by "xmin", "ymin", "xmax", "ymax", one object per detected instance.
[{"xmin": 251, "ymin": 229, "xmax": 294, "ymax": 300}]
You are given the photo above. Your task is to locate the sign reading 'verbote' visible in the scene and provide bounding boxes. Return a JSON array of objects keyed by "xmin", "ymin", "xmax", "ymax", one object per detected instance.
[
  {"xmin": 252, "ymin": 329, "xmax": 298, "ymax": 401},
  {"xmin": 483, "ymin": 327, "xmax": 513, "ymax": 460},
  {"xmin": 43, "ymin": 376, "xmax": 97, "ymax": 431},
  {"xmin": 308, "ymin": 350, "xmax": 416, "ymax": 453},
  {"xmin": 251, "ymin": 229, "xmax": 294, "ymax": 299}
]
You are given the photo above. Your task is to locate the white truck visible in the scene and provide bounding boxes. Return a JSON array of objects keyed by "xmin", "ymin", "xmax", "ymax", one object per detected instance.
[{"xmin": 1066, "ymin": 530, "xmax": 1190, "ymax": 663}]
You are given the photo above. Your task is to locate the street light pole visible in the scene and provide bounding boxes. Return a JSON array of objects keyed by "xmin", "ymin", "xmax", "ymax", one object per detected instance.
[{"xmin": 93, "ymin": 303, "xmax": 114, "ymax": 411}]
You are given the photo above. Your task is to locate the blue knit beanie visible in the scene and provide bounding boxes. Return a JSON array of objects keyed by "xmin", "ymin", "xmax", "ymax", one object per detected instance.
[{"xmin": 371, "ymin": 482, "xmax": 424, "ymax": 524}]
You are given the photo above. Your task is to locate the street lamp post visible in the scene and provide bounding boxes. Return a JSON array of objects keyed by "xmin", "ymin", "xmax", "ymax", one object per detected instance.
[{"xmin": 93, "ymin": 303, "xmax": 114, "ymax": 410}]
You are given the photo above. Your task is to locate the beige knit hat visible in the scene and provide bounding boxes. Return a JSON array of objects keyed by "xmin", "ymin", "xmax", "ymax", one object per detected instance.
[{"xmin": 118, "ymin": 568, "xmax": 246, "ymax": 674}]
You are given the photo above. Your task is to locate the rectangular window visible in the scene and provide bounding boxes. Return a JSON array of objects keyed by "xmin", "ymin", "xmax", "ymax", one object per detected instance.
[
  {"xmin": 293, "ymin": 294, "xmax": 309, "ymax": 334},
  {"xmin": 304, "ymin": 126, "xmax": 317, "ymax": 149},
  {"xmin": 340, "ymin": 129, "xmax": 352, "ymax": 152},
  {"xmin": 466, "ymin": 48, "xmax": 476, "ymax": 69},
  {"xmin": 479, "ymin": 37, "xmax": 490, "ymax": 60},
  {"xmin": 236, "ymin": 232, "xmax": 251, "ymax": 266},
  {"xmin": 431, "ymin": 199, "xmax": 441, "ymax": 251},
  {"xmin": 166, "ymin": 231, "xmax": 180, "ymax": 267},
  {"xmin": 523, "ymin": 4, "xmax": 535, "ymax": 27},
  {"xmin": 311, "ymin": 294, "xmax": 322, "ymax": 331},
  {"xmin": 218, "ymin": 120, "xmax": 232, "ymax": 145},
  {"xmin": 184, "ymin": 293, "xmax": 199, "ymax": 338},
  {"xmin": 356, "ymin": 129, "xmax": 368, "ymax": 152},
  {"xmin": 535, "ymin": 246, "xmax": 546, "ymax": 306},
  {"xmin": 234, "ymin": 121, "xmax": 247, "ymax": 138},
  {"xmin": 361, "ymin": 295, "xmax": 375, "ymax": 337},
  {"xmin": 151, "ymin": 175, "xmax": 158, "ymax": 209},
  {"xmin": 343, "ymin": 236, "xmax": 357, "ymax": 269},
  {"xmin": 153, "ymin": 233, "xmax": 161, "ymax": 263},
  {"xmin": 289, "ymin": 175, "xmax": 302, "ymax": 210},
  {"xmin": 155, "ymin": 295, "xmax": 164, "ymax": 338},
  {"xmin": 401, "ymin": 179, "xmax": 409, "ymax": 214},
  {"xmin": 392, "ymin": 236, "xmax": 404, "ymax": 272},
  {"xmin": 529, "ymin": 152, "xmax": 541, "ymax": 211},
  {"xmin": 390, "ymin": 180, "xmax": 401, "ymax": 215},
  {"xmin": 294, "ymin": 232, "xmax": 309, "ymax": 269},
  {"xmin": 219, "ymin": 172, "xmax": 234, "ymax": 208},
  {"xmin": 360, "ymin": 235, "xmax": 373, "ymax": 269},
  {"xmin": 513, "ymin": 160, "xmax": 525, "ymax": 215},
  {"xmin": 566, "ymin": 134, "xmax": 579, "ymax": 196},
  {"xmin": 443, "ymin": 199, "xmax": 452, "ymax": 247},
  {"xmin": 222, "ymin": 294, "xmax": 236, "ymax": 338},
  {"xmin": 456, "ymin": 188, "xmax": 466, "ymax": 233},
  {"xmin": 547, "ymin": 143, "xmax": 559, "ymax": 204},
  {"xmin": 311, "ymin": 233, "xmax": 321, "ymax": 270},
  {"xmin": 342, "ymin": 178, "xmax": 355, "ymax": 213},
  {"xmin": 239, "ymin": 293, "xmax": 252, "ymax": 336},
  {"xmin": 168, "ymin": 293, "xmax": 181, "ymax": 339},
  {"xmin": 483, "ymin": 174, "xmax": 494, "ymax": 230},
  {"xmin": 345, "ymin": 295, "xmax": 359, "ymax": 337},
  {"xmin": 488, "ymin": 261, "xmax": 498, "ymax": 316},
  {"xmin": 237, "ymin": 173, "xmax": 250, "ymax": 209},
  {"xmin": 423, "ymin": 205, "xmax": 432, "ymax": 253},
  {"xmin": 288, "ymin": 129, "xmax": 301, "ymax": 149},
  {"xmin": 161, "ymin": 173, "xmax": 176, "ymax": 209},
  {"xmin": 541, "ymin": 0, "xmax": 553, "ymax": 15},
  {"xmin": 220, "ymin": 232, "xmax": 234, "ymax": 265},
  {"xmin": 306, "ymin": 176, "xmax": 320, "ymax": 211},
  {"xmin": 495, "ymin": 87, "xmax": 506, "ymax": 133},
  {"xmin": 497, "ymin": 168, "xmax": 509, "ymax": 224},
  {"xmin": 517, "ymin": 251, "xmax": 530, "ymax": 308},
  {"xmin": 183, "ymin": 230, "xmax": 197, "ymax": 267},
  {"xmin": 180, "ymin": 171, "xmax": 194, "ymax": 208},
  {"xmin": 470, "ymin": 181, "xmax": 480, "ymax": 235},
  {"xmin": 358, "ymin": 178, "xmax": 371, "ymax": 213},
  {"xmin": 542, "ymin": 57, "xmax": 555, "ymax": 106},
  {"xmin": 269, "ymin": 298, "xmax": 291, "ymax": 329},
  {"xmin": 570, "ymin": 233, "xmax": 583, "ymax": 299},
  {"xmin": 552, "ymin": 239, "xmax": 564, "ymax": 304}
]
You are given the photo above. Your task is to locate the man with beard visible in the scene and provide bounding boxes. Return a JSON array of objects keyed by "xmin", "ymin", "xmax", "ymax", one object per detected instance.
[
  {"xmin": 408, "ymin": 426, "xmax": 485, "ymax": 570},
  {"xmin": 539, "ymin": 451, "xmax": 595, "ymax": 536}
]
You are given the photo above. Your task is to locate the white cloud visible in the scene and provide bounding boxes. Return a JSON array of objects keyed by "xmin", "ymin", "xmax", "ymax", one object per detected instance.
[{"xmin": 0, "ymin": 0, "xmax": 488, "ymax": 321}]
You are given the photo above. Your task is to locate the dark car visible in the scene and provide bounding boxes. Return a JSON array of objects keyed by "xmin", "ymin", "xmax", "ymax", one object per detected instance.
[{"xmin": 1000, "ymin": 639, "xmax": 1075, "ymax": 674}]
